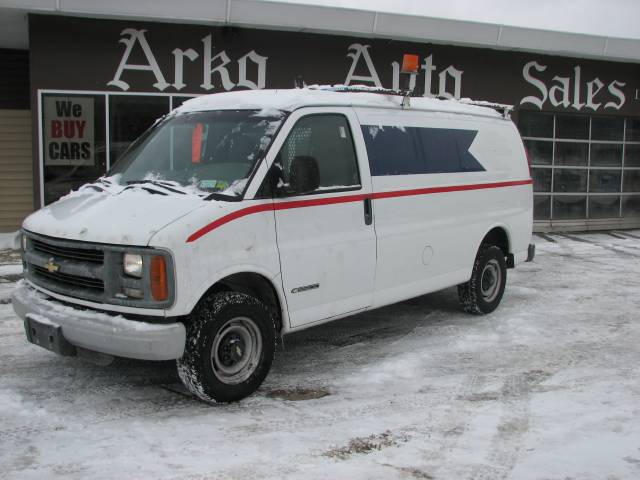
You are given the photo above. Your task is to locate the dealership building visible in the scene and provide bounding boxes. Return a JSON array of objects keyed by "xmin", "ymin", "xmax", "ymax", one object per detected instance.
[{"xmin": 1, "ymin": 1, "xmax": 639, "ymax": 233}]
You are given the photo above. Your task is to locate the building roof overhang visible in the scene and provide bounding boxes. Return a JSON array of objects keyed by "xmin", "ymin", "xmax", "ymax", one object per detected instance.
[{"xmin": 0, "ymin": 0, "xmax": 639, "ymax": 64}]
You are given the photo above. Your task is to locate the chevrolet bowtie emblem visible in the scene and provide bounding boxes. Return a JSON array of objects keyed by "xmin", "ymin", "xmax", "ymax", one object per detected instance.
[{"xmin": 45, "ymin": 259, "xmax": 60, "ymax": 273}]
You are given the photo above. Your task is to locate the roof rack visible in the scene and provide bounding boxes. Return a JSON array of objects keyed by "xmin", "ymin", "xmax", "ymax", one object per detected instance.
[
  {"xmin": 306, "ymin": 84, "xmax": 514, "ymax": 119},
  {"xmin": 457, "ymin": 99, "xmax": 514, "ymax": 119},
  {"xmin": 308, "ymin": 84, "xmax": 409, "ymax": 96}
]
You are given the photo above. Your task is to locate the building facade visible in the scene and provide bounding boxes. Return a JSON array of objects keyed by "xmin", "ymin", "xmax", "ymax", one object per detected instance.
[{"xmin": 1, "ymin": 11, "xmax": 640, "ymax": 232}]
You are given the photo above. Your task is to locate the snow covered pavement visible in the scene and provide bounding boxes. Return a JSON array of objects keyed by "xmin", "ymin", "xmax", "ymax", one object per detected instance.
[{"xmin": 2, "ymin": 231, "xmax": 640, "ymax": 479}]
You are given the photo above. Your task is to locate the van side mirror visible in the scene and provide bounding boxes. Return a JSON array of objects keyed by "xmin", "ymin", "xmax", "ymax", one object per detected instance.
[{"xmin": 289, "ymin": 155, "xmax": 320, "ymax": 195}]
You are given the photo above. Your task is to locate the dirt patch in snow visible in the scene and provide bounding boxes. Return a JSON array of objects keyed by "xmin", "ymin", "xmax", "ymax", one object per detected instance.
[
  {"xmin": 382, "ymin": 464, "xmax": 434, "ymax": 479},
  {"xmin": 323, "ymin": 431, "xmax": 408, "ymax": 459},
  {"xmin": 0, "ymin": 250, "xmax": 20, "ymax": 264},
  {"xmin": 0, "ymin": 275, "xmax": 22, "ymax": 284},
  {"xmin": 266, "ymin": 387, "xmax": 330, "ymax": 401}
]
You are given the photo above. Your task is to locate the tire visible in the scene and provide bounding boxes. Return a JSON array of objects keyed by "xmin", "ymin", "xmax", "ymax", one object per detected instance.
[
  {"xmin": 177, "ymin": 292, "xmax": 276, "ymax": 403},
  {"xmin": 458, "ymin": 245, "xmax": 507, "ymax": 315}
]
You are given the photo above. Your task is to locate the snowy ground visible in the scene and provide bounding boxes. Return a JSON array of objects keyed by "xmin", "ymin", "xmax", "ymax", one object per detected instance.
[{"xmin": 2, "ymin": 231, "xmax": 640, "ymax": 480}]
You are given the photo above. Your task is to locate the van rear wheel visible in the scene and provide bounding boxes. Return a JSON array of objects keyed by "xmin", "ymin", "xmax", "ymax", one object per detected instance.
[
  {"xmin": 177, "ymin": 292, "xmax": 276, "ymax": 403},
  {"xmin": 458, "ymin": 245, "xmax": 507, "ymax": 315}
]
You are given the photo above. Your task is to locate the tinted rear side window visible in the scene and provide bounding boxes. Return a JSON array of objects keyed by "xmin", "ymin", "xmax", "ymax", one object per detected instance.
[{"xmin": 361, "ymin": 125, "xmax": 484, "ymax": 176}]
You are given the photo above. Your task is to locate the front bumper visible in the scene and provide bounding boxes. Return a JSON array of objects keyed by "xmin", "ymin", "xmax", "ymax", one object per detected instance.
[{"xmin": 12, "ymin": 281, "xmax": 185, "ymax": 361}]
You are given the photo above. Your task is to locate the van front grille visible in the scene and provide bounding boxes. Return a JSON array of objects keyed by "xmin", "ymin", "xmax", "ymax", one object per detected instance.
[
  {"xmin": 32, "ymin": 238, "xmax": 104, "ymax": 264},
  {"xmin": 32, "ymin": 265, "xmax": 105, "ymax": 291}
]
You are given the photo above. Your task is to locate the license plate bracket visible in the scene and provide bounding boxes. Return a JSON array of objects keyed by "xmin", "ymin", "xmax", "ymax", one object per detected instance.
[{"xmin": 24, "ymin": 315, "xmax": 77, "ymax": 356}]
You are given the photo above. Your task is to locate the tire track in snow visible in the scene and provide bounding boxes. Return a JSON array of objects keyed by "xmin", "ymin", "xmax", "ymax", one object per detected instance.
[
  {"xmin": 468, "ymin": 370, "xmax": 552, "ymax": 480},
  {"xmin": 557, "ymin": 234, "xmax": 640, "ymax": 258},
  {"xmin": 0, "ymin": 391, "xmax": 204, "ymax": 445},
  {"xmin": 419, "ymin": 373, "xmax": 493, "ymax": 476}
]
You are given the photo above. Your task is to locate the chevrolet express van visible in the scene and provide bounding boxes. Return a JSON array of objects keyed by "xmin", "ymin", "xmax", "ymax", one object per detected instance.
[{"xmin": 13, "ymin": 87, "xmax": 534, "ymax": 402}]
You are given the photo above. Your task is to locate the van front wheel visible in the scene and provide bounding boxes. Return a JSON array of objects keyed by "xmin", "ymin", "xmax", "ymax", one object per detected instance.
[
  {"xmin": 458, "ymin": 245, "xmax": 507, "ymax": 315},
  {"xmin": 177, "ymin": 292, "xmax": 276, "ymax": 403}
]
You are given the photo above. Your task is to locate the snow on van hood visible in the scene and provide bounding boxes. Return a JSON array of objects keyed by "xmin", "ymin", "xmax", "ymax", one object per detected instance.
[
  {"xmin": 22, "ymin": 182, "xmax": 207, "ymax": 246},
  {"xmin": 174, "ymin": 86, "xmax": 504, "ymax": 119}
]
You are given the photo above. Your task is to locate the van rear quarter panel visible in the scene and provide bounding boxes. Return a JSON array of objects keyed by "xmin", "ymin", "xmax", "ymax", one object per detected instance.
[{"xmin": 354, "ymin": 107, "xmax": 532, "ymax": 307}]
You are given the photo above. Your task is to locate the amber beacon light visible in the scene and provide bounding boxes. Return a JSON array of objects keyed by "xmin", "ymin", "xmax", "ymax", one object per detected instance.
[
  {"xmin": 150, "ymin": 256, "xmax": 168, "ymax": 301},
  {"xmin": 401, "ymin": 54, "xmax": 420, "ymax": 74}
]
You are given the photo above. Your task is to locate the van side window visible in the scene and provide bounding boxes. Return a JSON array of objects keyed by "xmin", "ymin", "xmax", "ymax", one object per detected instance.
[
  {"xmin": 274, "ymin": 115, "xmax": 361, "ymax": 195},
  {"xmin": 361, "ymin": 125, "xmax": 485, "ymax": 176}
]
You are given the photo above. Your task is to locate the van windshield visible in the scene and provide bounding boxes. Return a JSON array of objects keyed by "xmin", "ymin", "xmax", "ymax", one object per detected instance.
[{"xmin": 108, "ymin": 110, "xmax": 284, "ymax": 197}]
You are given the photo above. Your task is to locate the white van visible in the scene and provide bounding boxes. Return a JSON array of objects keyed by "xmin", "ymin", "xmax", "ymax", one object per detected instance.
[{"xmin": 13, "ymin": 87, "xmax": 534, "ymax": 402}]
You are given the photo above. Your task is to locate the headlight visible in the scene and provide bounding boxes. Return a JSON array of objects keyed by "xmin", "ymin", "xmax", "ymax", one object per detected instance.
[
  {"xmin": 21, "ymin": 233, "xmax": 27, "ymax": 251},
  {"xmin": 123, "ymin": 253, "xmax": 143, "ymax": 278}
]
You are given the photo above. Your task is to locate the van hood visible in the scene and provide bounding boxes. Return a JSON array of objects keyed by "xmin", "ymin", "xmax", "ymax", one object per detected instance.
[{"xmin": 23, "ymin": 187, "xmax": 207, "ymax": 246}]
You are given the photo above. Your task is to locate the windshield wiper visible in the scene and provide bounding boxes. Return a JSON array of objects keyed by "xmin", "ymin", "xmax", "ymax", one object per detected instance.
[
  {"xmin": 121, "ymin": 185, "xmax": 168, "ymax": 196},
  {"xmin": 204, "ymin": 192, "xmax": 243, "ymax": 202},
  {"xmin": 126, "ymin": 180, "xmax": 187, "ymax": 195}
]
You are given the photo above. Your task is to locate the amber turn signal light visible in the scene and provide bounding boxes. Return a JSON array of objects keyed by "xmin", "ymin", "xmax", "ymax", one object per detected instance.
[{"xmin": 150, "ymin": 256, "xmax": 168, "ymax": 301}]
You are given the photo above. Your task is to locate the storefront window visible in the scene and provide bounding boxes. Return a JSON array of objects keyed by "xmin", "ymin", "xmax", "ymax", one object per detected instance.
[
  {"xmin": 39, "ymin": 92, "xmax": 206, "ymax": 206},
  {"xmin": 171, "ymin": 96, "xmax": 198, "ymax": 109},
  {"xmin": 589, "ymin": 196, "xmax": 620, "ymax": 219},
  {"xmin": 524, "ymin": 139, "xmax": 552, "ymax": 165},
  {"xmin": 519, "ymin": 111, "xmax": 640, "ymax": 222},
  {"xmin": 534, "ymin": 195, "xmax": 551, "ymax": 220},
  {"xmin": 590, "ymin": 143, "xmax": 622, "ymax": 167},
  {"xmin": 626, "ymin": 119, "xmax": 640, "ymax": 142},
  {"xmin": 518, "ymin": 111, "xmax": 553, "ymax": 138},
  {"xmin": 555, "ymin": 142, "xmax": 588, "ymax": 166},
  {"xmin": 109, "ymin": 95, "xmax": 170, "ymax": 166},
  {"xmin": 622, "ymin": 196, "xmax": 640, "ymax": 217},
  {"xmin": 555, "ymin": 114, "xmax": 589, "ymax": 140},
  {"xmin": 589, "ymin": 170, "xmax": 621, "ymax": 193},
  {"xmin": 623, "ymin": 171, "xmax": 640, "ymax": 192},
  {"xmin": 553, "ymin": 196, "xmax": 586, "ymax": 220},
  {"xmin": 554, "ymin": 169, "xmax": 587, "ymax": 192},
  {"xmin": 531, "ymin": 168, "xmax": 551, "ymax": 192},
  {"xmin": 591, "ymin": 117, "xmax": 624, "ymax": 141},
  {"xmin": 41, "ymin": 93, "xmax": 106, "ymax": 205},
  {"xmin": 625, "ymin": 144, "xmax": 640, "ymax": 167}
]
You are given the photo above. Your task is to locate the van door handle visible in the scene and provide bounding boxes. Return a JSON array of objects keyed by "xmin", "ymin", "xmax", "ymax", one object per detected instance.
[{"xmin": 363, "ymin": 198, "xmax": 373, "ymax": 225}]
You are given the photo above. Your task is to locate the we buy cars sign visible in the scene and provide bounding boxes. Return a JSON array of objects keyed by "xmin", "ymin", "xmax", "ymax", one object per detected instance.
[{"xmin": 44, "ymin": 96, "xmax": 94, "ymax": 166}]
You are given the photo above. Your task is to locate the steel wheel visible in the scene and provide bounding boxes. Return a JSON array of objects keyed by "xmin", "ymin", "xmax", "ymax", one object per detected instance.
[
  {"xmin": 211, "ymin": 316, "xmax": 263, "ymax": 385},
  {"xmin": 480, "ymin": 258, "xmax": 502, "ymax": 303},
  {"xmin": 459, "ymin": 245, "xmax": 507, "ymax": 315}
]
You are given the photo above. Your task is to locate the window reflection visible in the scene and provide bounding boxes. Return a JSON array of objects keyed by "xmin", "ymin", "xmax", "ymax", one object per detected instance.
[
  {"xmin": 554, "ymin": 169, "xmax": 587, "ymax": 192},
  {"xmin": 534, "ymin": 195, "xmax": 550, "ymax": 220},
  {"xmin": 553, "ymin": 196, "xmax": 586, "ymax": 220},
  {"xmin": 518, "ymin": 111, "xmax": 553, "ymax": 138},
  {"xmin": 625, "ymin": 144, "xmax": 640, "ymax": 167},
  {"xmin": 623, "ymin": 171, "xmax": 640, "ymax": 192},
  {"xmin": 589, "ymin": 196, "xmax": 620, "ymax": 219},
  {"xmin": 590, "ymin": 143, "xmax": 622, "ymax": 167},
  {"xmin": 589, "ymin": 170, "xmax": 621, "ymax": 193},
  {"xmin": 109, "ymin": 96, "xmax": 170, "ymax": 167},
  {"xmin": 591, "ymin": 117, "xmax": 623, "ymax": 141},
  {"xmin": 524, "ymin": 139, "xmax": 552, "ymax": 165},
  {"xmin": 531, "ymin": 168, "xmax": 551, "ymax": 192},
  {"xmin": 622, "ymin": 196, "xmax": 640, "ymax": 217},
  {"xmin": 555, "ymin": 142, "xmax": 588, "ymax": 166},
  {"xmin": 555, "ymin": 114, "xmax": 589, "ymax": 140}
]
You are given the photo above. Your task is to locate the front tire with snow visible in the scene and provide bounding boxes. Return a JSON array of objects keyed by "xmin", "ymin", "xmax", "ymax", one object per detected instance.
[
  {"xmin": 177, "ymin": 292, "xmax": 276, "ymax": 403},
  {"xmin": 458, "ymin": 245, "xmax": 507, "ymax": 315}
]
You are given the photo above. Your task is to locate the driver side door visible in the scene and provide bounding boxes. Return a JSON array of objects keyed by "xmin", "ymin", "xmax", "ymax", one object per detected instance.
[{"xmin": 269, "ymin": 108, "xmax": 377, "ymax": 328}]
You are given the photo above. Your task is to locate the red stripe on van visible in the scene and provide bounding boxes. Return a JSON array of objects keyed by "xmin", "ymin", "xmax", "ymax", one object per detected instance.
[{"xmin": 186, "ymin": 179, "xmax": 533, "ymax": 243}]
